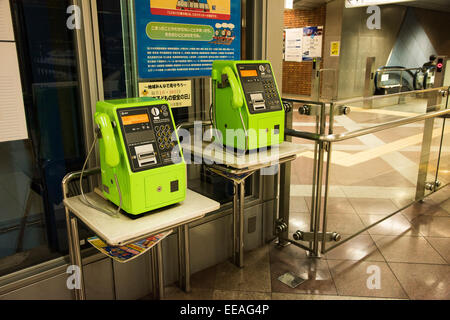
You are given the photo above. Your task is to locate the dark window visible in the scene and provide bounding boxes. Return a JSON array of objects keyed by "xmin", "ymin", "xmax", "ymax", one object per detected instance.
[{"xmin": 0, "ymin": 0, "xmax": 85, "ymax": 276}]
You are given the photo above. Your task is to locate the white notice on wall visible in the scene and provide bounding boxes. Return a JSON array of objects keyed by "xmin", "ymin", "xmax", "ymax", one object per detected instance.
[
  {"xmin": 139, "ymin": 80, "xmax": 192, "ymax": 108},
  {"xmin": 284, "ymin": 28, "xmax": 303, "ymax": 62},
  {"xmin": 0, "ymin": 42, "xmax": 28, "ymax": 143},
  {"xmin": 0, "ymin": 0, "xmax": 14, "ymax": 41}
]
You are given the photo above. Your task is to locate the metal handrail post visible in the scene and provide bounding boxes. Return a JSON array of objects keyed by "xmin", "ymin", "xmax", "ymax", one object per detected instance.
[
  {"xmin": 433, "ymin": 88, "xmax": 450, "ymax": 191},
  {"xmin": 321, "ymin": 102, "xmax": 335, "ymax": 253},
  {"xmin": 311, "ymin": 102, "xmax": 327, "ymax": 257},
  {"xmin": 312, "ymin": 142, "xmax": 325, "ymax": 256},
  {"xmin": 415, "ymin": 88, "xmax": 444, "ymax": 200},
  {"xmin": 309, "ymin": 108, "xmax": 321, "ymax": 251}
]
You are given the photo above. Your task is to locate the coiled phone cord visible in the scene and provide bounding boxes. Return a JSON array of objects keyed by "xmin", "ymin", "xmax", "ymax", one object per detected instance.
[{"xmin": 79, "ymin": 131, "xmax": 123, "ymax": 218}]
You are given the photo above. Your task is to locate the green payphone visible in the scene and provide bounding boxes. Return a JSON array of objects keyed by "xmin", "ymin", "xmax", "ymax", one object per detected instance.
[
  {"xmin": 211, "ymin": 60, "xmax": 285, "ymax": 151},
  {"xmin": 93, "ymin": 97, "xmax": 186, "ymax": 216}
]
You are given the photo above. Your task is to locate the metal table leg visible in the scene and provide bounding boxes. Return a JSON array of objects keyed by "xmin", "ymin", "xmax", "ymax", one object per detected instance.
[
  {"xmin": 156, "ymin": 242, "xmax": 164, "ymax": 299},
  {"xmin": 70, "ymin": 216, "xmax": 86, "ymax": 300},
  {"xmin": 177, "ymin": 226, "xmax": 184, "ymax": 289},
  {"xmin": 151, "ymin": 248, "xmax": 158, "ymax": 298},
  {"xmin": 65, "ymin": 210, "xmax": 76, "ymax": 299},
  {"xmin": 151, "ymin": 243, "xmax": 165, "ymax": 300},
  {"xmin": 232, "ymin": 179, "xmax": 247, "ymax": 268},
  {"xmin": 177, "ymin": 225, "xmax": 191, "ymax": 293},
  {"xmin": 183, "ymin": 224, "xmax": 191, "ymax": 292},
  {"xmin": 278, "ymin": 162, "xmax": 291, "ymax": 246},
  {"xmin": 238, "ymin": 180, "xmax": 245, "ymax": 268},
  {"xmin": 232, "ymin": 182, "xmax": 239, "ymax": 266}
]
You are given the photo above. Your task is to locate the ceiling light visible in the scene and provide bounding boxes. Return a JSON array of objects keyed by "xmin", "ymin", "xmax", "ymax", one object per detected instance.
[{"xmin": 285, "ymin": 0, "xmax": 294, "ymax": 9}]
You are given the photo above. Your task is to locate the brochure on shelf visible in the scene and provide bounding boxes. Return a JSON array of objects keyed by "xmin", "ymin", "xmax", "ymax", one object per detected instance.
[{"xmin": 87, "ymin": 230, "xmax": 172, "ymax": 263}]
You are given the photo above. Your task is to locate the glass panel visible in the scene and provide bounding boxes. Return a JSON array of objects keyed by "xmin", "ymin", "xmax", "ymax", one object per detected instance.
[
  {"xmin": 333, "ymin": 88, "xmax": 447, "ymax": 128},
  {"xmin": 322, "ymin": 118, "xmax": 446, "ymax": 250},
  {"xmin": 320, "ymin": 90, "xmax": 448, "ymax": 251},
  {"xmin": 287, "ymin": 89, "xmax": 449, "ymax": 252},
  {"xmin": 97, "ymin": 0, "xmax": 127, "ymax": 99},
  {"xmin": 288, "ymin": 99, "xmax": 321, "ymax": 226},
  {"xmin": 0, "ymin": 0, "xmax": 85, "ymax": 276},
  {"xmin": 437, "ymin": 117, "xmax": 450, "ymax": 188},
  {"xmin": 289, "ymin": 101, "xmax": 318, "ymax": 241}
]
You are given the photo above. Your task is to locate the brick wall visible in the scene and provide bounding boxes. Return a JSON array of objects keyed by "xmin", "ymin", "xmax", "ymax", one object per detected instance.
[{"xmin": 283, "ymin": 6, "xmax": 326, "ymax": 95}]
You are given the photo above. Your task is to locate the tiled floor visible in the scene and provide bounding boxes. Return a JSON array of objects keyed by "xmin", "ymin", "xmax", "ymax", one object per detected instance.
[
  {"xmin": 163, "ymin": 96, "xmax": 450, "ymax": 300},
  {"xmin": 164, "ymin": 99, "xmax": 450, "ymax": 301},
  {"xmin": 164, "ymin": 186, "xmax": 450, "ymax": 300}
]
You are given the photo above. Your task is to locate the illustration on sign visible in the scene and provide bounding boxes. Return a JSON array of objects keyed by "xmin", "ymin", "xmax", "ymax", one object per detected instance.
[
  {"xmin": 139, "ymin": 80, "xmax": 192, "ymax": 108},
  {"xmin": 211, "ymin": 22, "xmax": 236, "ymax": 45},
  {"xmin": 302, "ymin": 26, "xmax": 323, "ymax": 61},
  {"xmin": 151, "ymin": 0, "xmax": 231, "ymax": 20},
  {"xmin": 135, "ymin": 0, "xmax": 241, "ymax": 79}
]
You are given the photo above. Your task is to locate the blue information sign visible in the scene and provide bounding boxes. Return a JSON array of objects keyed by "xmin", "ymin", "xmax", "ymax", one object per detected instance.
[{"xmin": 135, "ymin": 0, "xmax": 241, "ymax": 79}]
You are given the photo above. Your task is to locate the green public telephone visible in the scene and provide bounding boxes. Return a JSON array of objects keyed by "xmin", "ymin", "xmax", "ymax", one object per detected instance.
[
  {"xmin": 211, "ymin": 60, "xmax": 285, "ymax": 151},
  {"xmin": 93, "ymin": 97, "xmax": 186, "ymax": 216}
]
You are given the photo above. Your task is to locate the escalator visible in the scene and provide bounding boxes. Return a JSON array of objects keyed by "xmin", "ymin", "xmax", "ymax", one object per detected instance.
[{"xmin": 374, "ymin": 60, "xmax": 437, "ymax": 95}]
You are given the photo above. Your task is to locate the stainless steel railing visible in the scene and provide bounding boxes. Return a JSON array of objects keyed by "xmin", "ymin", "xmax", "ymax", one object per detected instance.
[
  {"xmin": 282, "ymin": 86, "xmax": 450, "ymax": 256},
  {"xmin": 286, "ymin": 107, "xmax": 450, "ymax": 143}
]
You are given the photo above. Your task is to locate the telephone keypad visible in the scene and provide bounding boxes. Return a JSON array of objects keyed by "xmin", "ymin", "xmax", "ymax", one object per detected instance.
[
  {"xmin": 261, "ymin": 79, "xmax": 280, "ymax": 107},
  {"xmin": 237, "ymin": 63, "xmax": 282, "ymax": 114},
  {"xmin": 118, "ymin": 103, "xmax": 180, "ymax": 173},
  {"xmin": 155, "ymin": 124, "xmax": 174, "ymax": 150}
]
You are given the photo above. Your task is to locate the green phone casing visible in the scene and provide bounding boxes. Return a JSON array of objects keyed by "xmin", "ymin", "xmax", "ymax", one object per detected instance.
[
  {"xmin": 96, "ymin": 97, "xmax": 186, "ymax": 216},
  {"xmin": 212, "ymin": 60, "xmax": 285, "ymax": 151}
]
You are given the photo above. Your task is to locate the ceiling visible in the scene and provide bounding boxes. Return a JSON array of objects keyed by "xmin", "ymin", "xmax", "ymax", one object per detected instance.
[
  {"xmin": 292, "ymin": 0, "xmax": 330, "ymax": 10},
  {"xmin": 292, "ymin": 0, "xmax": 450, "ymax": 12},
  {"xmin": 406, "ymin": 0, "xmax": 450, "ymax": 13}
]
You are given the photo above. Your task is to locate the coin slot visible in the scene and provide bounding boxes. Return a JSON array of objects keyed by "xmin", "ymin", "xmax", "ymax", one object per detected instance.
[
  {"xmin": 135, "ymin": 144, "xmax": 157, "ymax": 167},
  {"xmin": 141, "ymin": 159, "xmax": 157, "ymax": 166},
  {"xmin": 250, "ymin": 93, "xmax": 266, "ymax": 110},
  {"xmin": 138, "ymin": 152, "xmax": 155, "ymax": 160}
]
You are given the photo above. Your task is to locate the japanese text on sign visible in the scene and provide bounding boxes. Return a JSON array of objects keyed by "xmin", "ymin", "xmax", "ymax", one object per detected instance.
[{"xmin": 139, "ymin": 80, "xmax": 192, "ymax": 108}]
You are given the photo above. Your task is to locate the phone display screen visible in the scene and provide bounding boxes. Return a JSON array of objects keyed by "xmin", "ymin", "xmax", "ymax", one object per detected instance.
[
  {"xmin": 240, "ymin": 69, "xmax": 258, "ymax": 77},
  {"xmin": 121, "ymin": 113, "xmax": 149, "ymax": 125}
]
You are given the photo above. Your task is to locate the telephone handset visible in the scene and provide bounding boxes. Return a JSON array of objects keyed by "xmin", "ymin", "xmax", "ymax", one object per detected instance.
[
  {"xmin": 213, "ymin": 66, "xmax": 244, "ymax": 109},
  {"xmin": 221, "ymin": 66, "xmax": 244, "ymax": 109},
  {"xmin": 94, "ymin": 112, "xmax": 120, "ymax": 168},
  {"xmin": 78, "ymin": 112, "xmax": 122, "ymax": 217},
  {"xmin": 213, "ymin": 66, "xmax": 247, "ymax": 137}
]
